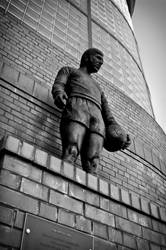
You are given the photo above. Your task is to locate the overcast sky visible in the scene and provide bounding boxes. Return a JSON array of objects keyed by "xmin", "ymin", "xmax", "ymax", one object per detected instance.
[{"xmin": 132, "ymin": 0, "xmax": 166, "ymax": 133}]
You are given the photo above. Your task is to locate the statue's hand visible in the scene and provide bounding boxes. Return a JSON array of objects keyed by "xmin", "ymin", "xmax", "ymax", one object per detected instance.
[
  {"xmin": 121, "ymin": 134, "xmax": 131, "ymax": 150},
  {"xmin": 54, "ymin": 92, "xmax": 68, "ymax": 109}
]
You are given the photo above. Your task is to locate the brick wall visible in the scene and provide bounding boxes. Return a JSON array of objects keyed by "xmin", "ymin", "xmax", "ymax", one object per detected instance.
[
  {"xmin": 0, "ymin": 7, "xmax": 166, "ymax": 250},
  {"xmin": 0, "ymin": 136, "xmax": 166, "ymax": 250},
  {"xmin": 0, "ymin": 80, "xmax": 166, "ymax": 207},
  {"xmin": 0, "ymin": 9, "xmax": 165, "ymax": 156}
]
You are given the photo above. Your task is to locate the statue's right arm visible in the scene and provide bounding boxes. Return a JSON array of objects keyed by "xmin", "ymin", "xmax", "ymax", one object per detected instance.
[{"xmin": 52, "ymin": 67, "xmax": 70, "ymax": 109}]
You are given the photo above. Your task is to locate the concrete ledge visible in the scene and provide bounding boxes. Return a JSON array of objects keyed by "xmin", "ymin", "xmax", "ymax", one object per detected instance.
[{"xmin": 0, "ymin": 134, "xmax": 166, "ymax": 223}]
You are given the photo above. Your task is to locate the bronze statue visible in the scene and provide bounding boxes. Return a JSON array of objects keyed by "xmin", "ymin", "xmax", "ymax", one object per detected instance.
[{"xmin": 52, "ymin": 48, "xmax": 131, "ymax": 174}]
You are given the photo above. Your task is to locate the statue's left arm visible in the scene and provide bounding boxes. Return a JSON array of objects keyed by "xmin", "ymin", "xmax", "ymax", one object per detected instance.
[{"xmin": 101, "ymin": 92, "xmax": 131, "ymax": 151}]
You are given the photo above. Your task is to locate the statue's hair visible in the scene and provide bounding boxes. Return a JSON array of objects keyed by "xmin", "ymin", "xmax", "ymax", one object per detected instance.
[{"xmin": 80, "ymin": 48, "xmax": 103, "ymax": 67}]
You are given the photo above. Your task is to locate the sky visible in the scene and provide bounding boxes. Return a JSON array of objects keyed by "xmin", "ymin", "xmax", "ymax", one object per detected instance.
[{"xmin": 132, "ymin": 0, "xmax": 166, "ymax": 133}]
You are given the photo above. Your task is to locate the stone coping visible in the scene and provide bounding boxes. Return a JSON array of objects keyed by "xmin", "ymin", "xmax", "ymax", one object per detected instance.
[{"xmin": 0, "ymin": 135, "xmax": 166, "ymax": 223}]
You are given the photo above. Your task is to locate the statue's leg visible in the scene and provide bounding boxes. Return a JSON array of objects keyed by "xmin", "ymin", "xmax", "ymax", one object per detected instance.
[
  {"xmin": 81, "ymin": 133, "xmax": 104, "ymax": 174},
  {"xmin": 60, "ymin": 121, "xmax": 86, "ymax": 164}
]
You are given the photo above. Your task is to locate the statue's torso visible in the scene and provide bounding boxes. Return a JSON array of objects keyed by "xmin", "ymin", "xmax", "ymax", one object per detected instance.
[{"xmin": 66, "ymin": 67, "xmax": 102, "ymax": 108}]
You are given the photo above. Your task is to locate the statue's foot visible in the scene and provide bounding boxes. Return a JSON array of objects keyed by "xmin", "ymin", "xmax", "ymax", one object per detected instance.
[
  {"xmin": 82, "ymin": 158, "xmax": 98, "ymax": 175},
  {"xmin": 85, "ymin": 166, "xmax": 97, "ymax": 175},
  {"xmin": 62, "ymin": 145, "xmax": 78, "ymax": 165}
]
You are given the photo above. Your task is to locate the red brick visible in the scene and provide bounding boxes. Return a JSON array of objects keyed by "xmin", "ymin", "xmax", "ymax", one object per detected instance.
[
  {"xmin": 144, "ymin": 146, "xmax": 153, "ymax": 165},
  {"xmin": 110, "ymin": 201, "xmax": 127, "ymax": 218},
  {"xmin": 100, "ymin": 197, "xmax": 110, "ymax": 211},
  {"xmin": 99, "ymin": 179, "xmax": 109, "ymax": 195},
  {"xmin": 151, "ymin": 220, "xmax": 160, "ymax": 233},
  {"xmin": 159, "ymin": 207, "xmax": 166, "ymax": 222},
  {"xmin": 3, "ymin": 155, "xmax": 42, "ymax": 182},
  {"xmin": 127, "ymin": 209, "xmax": 151, "ymax": 228},
  {"xmin": 142, "ymin": 228, "xmax": 166, "ymax": 246},
  {"xmin": 0, "ymin": 185, "xmax": 39, "ymax": 214},
  {"xmin": 141, "ymin": 198, "xmax": 150, "ymax": 214},
  {"xmin": 69, "ymin": 183, "xmax": 86, "ymax": 201},
  {"xmin": 85, "ymin": 204, "xmax": 115, "ymax": 227},
  {"xmin": 75, "ymin": 167, "xmax": 86, "ymax": 185},
  {"xmin": 49, "ymin": 190, "xmax": 83, "ymax": 215},
  {"xmin": 136, "ymin": 238, "xmax": 150, "ymax": 250},
  {"xmin": 94, "ymin": 237, "xmax": 117, "ymax": 250},
  {"xmin": 14, "ymin": 210, "xmax": 25, "ymax": 229},
  {"xmin": 118, "ymin": 246, "xmax": 131, "ymax": 250},
  {"xmin": 1, "ymin": 64, "xmax": 19, "ymax": 83},
  {"xmin": 18, "ymin": 73, "xmax": 35, "ymax": 94},
  {"xmin": 85, "ymin": 190, "xmax": 100, "ymax": 207},
  {"xmin": 108, "ymin": 227, "xmax": 123, "ymax": 244},
  {"xmin": 5, "ymin": 135, "xmax": 20, "ymax": 154},
  {"xmin": 87, "ymin": 173, "xmax": 98, "ymax": 191},
  {"xmin": 39, "ymin": 202, "xmax": 57, "ymax": 221},
  {"xmin": 76, "ymin": 215, "xmax": 91, "ymax": 233},
  {"xmin": 20, "ymin": 178, "xmax": 48, "ymax": 201},
  {"xmin": 33, "ymin": 83, "xmax": 49, "ymax": 103},
  {"xmin": 150, "ymin": 243, "xmax": 161, "ymax": 250},
  {"xmin": 0, "ymin": 205, "xmax": 14, "ymax": 226},
  {"xmin": 49, "ymin": 155, "xmax": 61, "ymax": 173},
  {"xmin": 0, "ymin": 169, "xmax": 21, "ymax": 190},
  {"xmin": 116, "ymin": 217, "xmax": 142, "ymax": 237},
  {"xmin": 134, "ymin": 139, "xmax": 144, "ymax": 158},
  {"xmin": 123, "ymin": 233, "xmax": 137, "ymax": 249},
  {"xmin": 63, "ymin": 161, "xmax": 74, "ymax": 179},
  {"xmin": 20, "ymin": 141, "xmax": 35, "ymax": 160},
  {"xmin": 69, "ymin": 183, "xmax": 100, "ymax": 207},
  {"xmin": 58, "ymin": 209, "xmax": 75, "ymax": 227},
  {"xmin": 131, "ymin": 193, "xmax": 141, "ymax": 210},
  {"xmin": 0, "ymin": 224, "xmax": 21, "ymax": 248},
  {"xmin": 120, "ymin": 188, "xmax": 131, "ymax": 205},
  {"xmin": 152, "ymin": 153, "xmax": 161, "ymax": 170},
  {"xmin": 34, "ymin": 148, "xmax": 48, "ymax": 167},
  {"xmin": 0, "ymin": 60, "xmax": 3, "ymax": 72},
  {"xmin": 93, "ymin": 221, "xmax": 108, "ymax": 239},
  {"xmin": 43, "ymin": 172, "xmax": 68, "ymax": 194},
  {"xmin": 160, "ymin": 159, "xmax": 166, "ymax": 175},
  {"xmin": 150, "ymin": 203, "xmax": 159, "ymax": 219},
  {"xmin": 110, "ymin": 184, "xmax": 120, "ymax": 201}
]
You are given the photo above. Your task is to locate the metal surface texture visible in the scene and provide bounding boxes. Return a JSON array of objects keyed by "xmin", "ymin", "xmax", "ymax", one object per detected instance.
[
  {"xmin": 52, "ymin": 48, "xmax": 131, "ymax": 174},
  {"xmin": 21, "ymin": 214, "xmax": 92, "ymax": 250}
]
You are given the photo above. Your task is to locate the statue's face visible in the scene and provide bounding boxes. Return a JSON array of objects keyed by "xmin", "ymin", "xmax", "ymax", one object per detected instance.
[{"xmin": 87, "ymin": 52, "xmax": 103, "ymax": 73}]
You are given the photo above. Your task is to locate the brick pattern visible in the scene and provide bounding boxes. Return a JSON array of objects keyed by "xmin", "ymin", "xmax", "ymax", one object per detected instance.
[
  {"xmin": 0, "ymin": 8, "xmax": 165, "ymax": 158},
  {"xmin": 1, "ymin": 69, "xmax": 166, "ymax": 205},
  {"xmin": 0, "ymin": 5, "xmax": 166, "ymax": 250},
  {"xmin": 0, "ymin": 0, "xmax": 88, "ymax": 60},
  {"xmin": 0, "ymin": 4, "xmax": 153, "ymax": 116},
  {"xmin": 91, "ymin": 2, "xmax": 153, "ymax": 115},
  {"xmin": 0, "ymin": 147, "xmax": 166, "ymax": 249},
  {"xmin": 0, "ymin": 62, "xmax": 165, "ymax": 169},
  {"xmin": 1, "ymin": 135, "xmax": 166, "ymax": 219}
]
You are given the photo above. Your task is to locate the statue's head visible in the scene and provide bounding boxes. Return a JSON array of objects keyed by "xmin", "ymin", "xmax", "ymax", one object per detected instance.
[{"xmin": 80, "ymin": 48, "xmax": 104, "ymax": 73}]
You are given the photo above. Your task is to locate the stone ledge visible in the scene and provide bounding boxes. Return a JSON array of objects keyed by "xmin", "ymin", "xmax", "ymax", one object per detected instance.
[{"xmin": 0, "ymin": 134, "xmax": 166, "ymax": 223}]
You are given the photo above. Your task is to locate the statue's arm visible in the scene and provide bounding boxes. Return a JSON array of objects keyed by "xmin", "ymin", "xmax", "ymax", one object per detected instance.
[
  {"xmin": 101, "ymin": 92, "xmax": 116, "ymax": 125},
  {"xmin": 52, "ymin": 67, "xmax": 69, "ymax": 109},
  {"xmin": 101, "ymin": 92, "xmax": 131, "ymax": 151}
]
